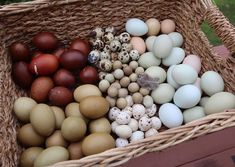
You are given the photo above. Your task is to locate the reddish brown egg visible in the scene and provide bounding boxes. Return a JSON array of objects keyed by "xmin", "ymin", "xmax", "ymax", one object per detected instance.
[
  {"xmin": 53, "ymin": 48, "xmax": 66, "ymax": 58},
  {"xmin": 30, "ymin": 77, "xmax": 54, "ymax": 102},
  {"xmin": 59, "ymin": 49, "xmax": 87, "ymax": 70},
  {"xmin": 9, "ymin": 42, "xmax": 30, "ymax": 62},
  {"xmin": 12, "ymin": 62, "xmax": 34, "ymax": 89},
  {"xmin": 49, "ymin": 87, "xmax": 73, "ymax": 106},
  {"xmin": 79, "ymin": 66, "xmax": 98, "ymax": 84},
  {"xmin": 70, "ymin": 38, "xmax": 91, "ymax": 56},
  {"xmin": 29, "ymin": 54, "xmax": 59, "ymax": 75},
  {"xmin": 32, "ymin": 32, "xmax": 58, "ymax": 51},
  {"xmin": 32, "ymin": 51, "xmax": 43, "ymax": 58},
  {"xmin": 53, "ymin": 69, "xmax": 76, "ymax": 88}
]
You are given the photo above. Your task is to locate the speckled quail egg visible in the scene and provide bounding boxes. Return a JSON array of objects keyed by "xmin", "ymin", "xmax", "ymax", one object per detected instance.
[
  {"xmin": 116, "ymin": 138, "xmax": 129, "ymax": 148},
  {"xmin": 121, "ymin": 43, "xmax": 133, "ymax": 52},
  {"xmin": 146, "ymin": 104, "xmax": 157, "ymax": 117},
  {"xmin": 138, "ymin": 116, "xmax": 152, "ymax": 131},
  {"xmin": 130, "ymin": 131, "xmax": 144, "ymax": 142},
  {"xmin": 104, "ymin": 45, "xmax": 110, "ymax": 52},
  {"xmin": 132, "ymin": 104, "xmax": 145, "ymax": 119},
  {"xmin": 122, "ymin": 106, "xmax": 133, "ymax": 117},
  {"xmin": 110, "ymin": 40, "xmax": 122, "ymax": 52},
  {"xmin": 119, "ymin": 32, "xmax": 131, "ymax": 43},
  {"xmin": 145, "ymin": 128, "xmax": 158, "ymax": 138},
  {"xmin": 100, "ymin": 51, "xmax": 111, "ymax": 60},
  {"xmin": 99, "ymin": 59, "xmax": 112, "ymax": 72},
  {"xmin": 88, "ymin": 50, "xmax": 100, "ymax": 64},
  {"xmin": 90, "ymin": 27, "xmax": 104, "ymax": 38},
  {"xmin": 111, "ymin": 52, "xmax": 118, "ymax": 61},
  {"xmin": 129, "ymin": 50, "xmax": 140, "ymax": 61},
  {"xmin": 118, "ymin": 51, "xmax": 130, "ymax": 63},
  {"xmin": 99, "ymin": 71, "xmax": 107, "ymax": 80},
  {"xmin": 109, "ymin": 107, "xmax": 121, "ymax": 121},
  {"xmin": 102, "ymin": 32, "xmax": 114, "ymax": 44},
  {"xmin": 105, "ymin": 26, "xmax": 116, "ymax": 35},
  {"xmin": 93, "ymin": 39, "xmax": 104, "ymax": 50},
  {"xmin": 151, "ymin": 117, "xmax": 162, "ymax": 130},
  {"xmin": 115, "ymin": 112, "xmax": 131, "ymax": 125}
]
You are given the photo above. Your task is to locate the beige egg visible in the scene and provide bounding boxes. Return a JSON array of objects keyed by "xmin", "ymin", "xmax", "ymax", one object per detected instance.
[
  {"xmin": 132, "ymin": 92, "xmax": 143, "ymax": 104},
  {"xmin": 89, "ymin": 117, "xmax": 111, "ymax": 133},
  {"xmin": 116, "ymin": 98, "xmax": 127, "ymax": 109},
  {"xmin": 73, "ymin": 84, "xmax": 101, "ymax": 102},
  {"xmin": 145, "ymin": 18, "xmax": 161, "ymax": 36},
  {"xmin": 20, "ymin": 147, "xmax": 43, "ymax": 167},
  {"xmin": 106, "ymin": 96, "xmax": 116, "ymax": 107},
  {"xmin": 45, "ymin": 130, "xmax": 68, "ymax": 148},
  {"xmin": 51, "ymin": 106, "xmax": 65, "ymax": 129},
  {"xmin": 128, "ymin": 82, "xmax": 140, "ymax": 93},
  {"xmin": 161, "ymin": 19, "xmax": 176, "ymax": 34},
  {"xmin": 68, "ymin": 142, "xmax": 84, "ymax": 160},
  {"xmin": 130, "ymin": 37, "xmax": 146, "ymax": 54},
  {"xmin": 120, "ymin": 77, "xmax": 131, "ymax": 88}
]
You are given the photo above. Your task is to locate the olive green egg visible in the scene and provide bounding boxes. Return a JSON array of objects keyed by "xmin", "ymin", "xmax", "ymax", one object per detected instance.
[
  {"xmin": 89, "ymin": 117, "xmax": 111, "ymax": 133},
  {"xmin": 45, "ymin": 130, "xmax": 68, "ymax": 148}
]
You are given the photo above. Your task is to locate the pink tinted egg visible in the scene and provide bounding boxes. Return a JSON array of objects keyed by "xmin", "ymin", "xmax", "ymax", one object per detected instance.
[
  {"xmin": 130, "ymin": 37, "xmax": 146, "ymax": 54},
  {"xmin": 183, "ymin": 54, "xmax": 201, "ymax": 73}
]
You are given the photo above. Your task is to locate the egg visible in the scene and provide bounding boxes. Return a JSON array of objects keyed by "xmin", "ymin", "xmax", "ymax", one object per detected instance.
[
  {"xmin": 145, "ymin": 36, "xmax": 157, "ymax": 51},
  {"xmin": 32, "ymin": 32, "xmax": 58, "ymax": 51},
  {"xmin": 162, "ymin": 47, "xmax": 185, "ymax": 66},
  {"xmin": 132, "ymin": 104, "xmax": 145, "ymax": 119},
  {"xmin": 153, "ymin": 34, "xmax": 173, "ymax": 58},
  {"xmin": 125, "ymin": 18, "xmax": 148, "ymax": 36},
  {"xmin": 159, "ymin": 103, "xmax": 183, "ymax": 128},
  {"xmin": 82, "ymin": 133, "xmax": 115, "ymax": 156},
  {"xmin": 115, "ymin": 138, "xmax": 129, "ymax": 148},
  {"xmin": 183, "ymin": 54, "xmax": 201, "ymax": 73},
  {"xmin": 53, "ymin": 69, "xmax": 76, "ymax": 88},
  {"xmin": 89, "ymin": 117, "xmax": 111, "ymax": 133},
  {"xmin": 151, "ymin": 117, "xmax": 162, "ymax": 130},
  {"xmin": 160, "ymin": 19, "xmax": 176, "ymax": 34},
  {"xmin": 61, "ymin": 117, "xmax": 87, "ymax": 142},
  {"xmin": 145, "ymin": 66, "xmax": 167, "ymax": 83},
  {"xmin": 143, "ymin": 95, "xmax": 154, "ymax": 108},
  {"xmin": 73, "ymin": 84, "xmax": 101, "ymax": 102},
  {"xmin": 10, "ymin": 42, "xmax": 30, "ymax": 62},
  {"xmin": 138, "ymin": 116, "xmax": 152, "ymax": 131},
  {"xmin": 145, "ymin": 128, "xmax": 158, "ymax": 138},
  {"xmin": 30, "ymin": 104, "xmax": 56, "ymax": 136},
  {"xmin": 138, "ymin": 52, "xmax": 161, "ymax": 69},
  {"xmin": 151, "ymin": 83, "xmax": 175, "ymax": 104},
  {"xmin": 183, "ymin": 106, "xmax": 205, "ymax": 123},
  {"xmin": 205, "ymin": 92, "xmax": 235, "ymax": 115},
  {"xmin": 168, "ymin": 32, "xmax": 184, "ymax": 47},
  {"xmin": 79, "ymin": 66, "xmax": 99, "ymax": 84},
  {"xmin": 115, "ymin": 125, "xmax": 132, "ymax": 138},
  {"xmin": 130, "ymin": 131, "xmax": 144, "ymax": 142},
  {"xmin": 115, "ymin": 112, "xmax": 131, "ymax": 125},
  {"xmin": 200, "ymin": 71, "xmax": 224, "ymax": 96},
  {"xmin": 199, "ymin": 96, "xmax": 210, "ymax": 107},
  {"xmin": 172, "ymin": 64, "xmax": 198, "ymax": 85},
  {"xmin": 65, "ymin": 102, "xmax": 89, "ymax": 123},
  {"xmin": 20, "ymin": 147, "xmax": 43, "ymax": 167},
  {"xmin": 53, "ymin": 48, "xmax": 66, "ymax": 58},
  {"xmin": 166, "ymin": 65, "xmax": 180, "ymax": 89},
  {"xmin": 80, "ymin": 96, "xmax": 109, "ymax": 119},
  {"xmin": 128, "ymin": 118, "xmax": 138, "ymax": 132},
  {"xmin": 45, "ymin": 130, "xmax": 68, "ymax": 148},
  {"xmin": 50, "ymin": 106, "xmax": 65, "ymax": 129},
  {"xmin": 49, "ymin": 87, "xmax": 73, "ymax": 107},
  {"xmin": 70, "ymin": 38, "xmax": 91, "ymax": 56},
  {"xmin": 145, "ymin": 18, "xmax": 160, "ymax": 36},
  {"xmin": 34, "ymin": 146, "xmax": 69, "ymax": 167},
  {"xmin": 173, "ymin": 85, "xmax": 201, "ymax": 109},
  {"xmin": 130, "ymin": 37, "xmax": 146, "ymax": 54},
  {"xmin": 193, "ymin": 78, "xmax": 202, "ymax": 93},
  {"xmin": 67, "ymin": 142, "xmax": 84, "ymax": 160}
]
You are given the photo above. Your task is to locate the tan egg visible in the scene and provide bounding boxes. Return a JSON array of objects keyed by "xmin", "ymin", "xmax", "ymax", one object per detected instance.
[
  {"xmin": 161, "ymin": 19, "xmax": 176, "ymax": 34},
  {"xmin": 106, "ymin": 96, "xmax": 116, "ymax": 107},
  {"xmin": 73, "ymin": 84, "xmax": 101, "ymax": 102},
  {"xmin": 120, "ymin": 77, "xmax": 130, "ymax": 88},
  {"xmin": 50, "ymin": 106, "xmax": 65, "ymax": 129},
  {"xmin": 118, "ymin": 88, "xmax": 128, "ymax": 98},
  {"xmin": 123, "ymin": 66, "xmax": 133, "ymax": 76},
  {"xmin": 68, "ymin": 142, "xmax": 84, "ymax": 160},
  {"xmin": 129, "ymin": 73, "xmax": 138, "ymax": 82},
  {"xmin": 129, "ymin": 61, "xmax": 139, "ymax": 70},
  {"xmin": 45, "ymin": 130, "xmax": 68, "ymax": 148},
  {"xmin": 113, "ymin": 60, "xmax": 122, "ymax": 70},
  {"xmin": 128, "ymin": 82, "xmax": 140, "ymax": 93},
  {"xmin": 20, "ymin": 147, "xmax": 43, "ymax": 167},
  {"xmin": 132, "ymin": 92, "xmax": 143, "ymax": 104},
  {"xmin": 89, "ymin": 117, "xmax": 111, "ymax": 133},
  {"xmin": 107, "ymin": 86, "xmax": 118, "ymax": 97},
  {"xmin": 139, "ymin": 88, "xmax": 150, "ymax": 96},
  {"xmin": 116, "ymin": 98, "xmax": 127, "ymax": 109},
  {"xmin": 145, "ymin": 18, "xmax": 161, "ymax": 36}
]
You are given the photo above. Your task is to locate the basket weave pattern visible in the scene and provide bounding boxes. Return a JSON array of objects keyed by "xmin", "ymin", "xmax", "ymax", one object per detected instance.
[{"xmin": 0, "ymin": 0, "xmax": 234, "ymax": 166}]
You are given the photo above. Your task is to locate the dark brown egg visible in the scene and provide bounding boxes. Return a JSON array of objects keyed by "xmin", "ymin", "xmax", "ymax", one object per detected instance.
[
  {"xmin": 29, "ymin": 54, "xmax": 59, "ymax": 75},
  {"xmin": 9, "ymin": 42, "xmax": 30, "ymax": 62},
  {"xmin": 12, "ymin": 62, "xmax": 34, "ymax": 89},
  {"xmin": 30, "ymin": 77, "xmax": 54, "ymax": 102},
  {"xmin": 59, "ymin": 49, "xmax": 87, "ymax": 70},
  {"xmin": 53, "ymin": 69, "xmax": 76, "ymax": 88},
  {"xmin": 53, "ymin": 48, "xmax": 66, "ymax": 58},
  {"xmin": 70, "ymin": 38, "xmax": 91, "ymax": 56},
  {"xmin": 79, "ymin": 66, "xmax": 98, "ymax": 84},
  {"xmin": 49, "ymin": 87, "xmax": 73, "ymax": 107},
  {"xmin": 32, "ymin": 32, "xmax": 58, "ymax": 51}
]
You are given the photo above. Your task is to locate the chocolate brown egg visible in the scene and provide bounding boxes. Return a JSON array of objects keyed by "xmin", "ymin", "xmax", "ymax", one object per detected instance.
[
  {"xmin": 12, "ymin": 61, "xmax": 34, "ymax": 89},
  {"xmin": 9, "ymin": 42, "xmax": 30, "ymax": 62},
  {"xmin": 60, "ymin": 49, "xmax": 87, "ymax": 70},
  {"xmin": 30, "ymin": 77, "xmax": 54, "ymax": 102},
  {"xmin": 29, "ymin": 54, "xmax": 59, "ymax": 75},
  {"xmin": 53, "ymin": 69, "xmax": 76, "ymax": 88},
  {"xmin": 70, "ymin": 38, "xmax": 91, "ymax": 56},
  {"xmin": 79, "ymin": 66, "xmax": 98, "ymax": 84},
  {"xmin": 32, "ymin": 32, "xmax": 58, "ymax": 51},
  {"xmin": 49, "ymin": 86, "xmax": 73, "ymax": 106}
]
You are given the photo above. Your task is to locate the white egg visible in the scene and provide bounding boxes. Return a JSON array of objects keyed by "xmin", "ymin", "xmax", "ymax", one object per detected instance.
[
  {"xmin": 145, "ymin": 66, "xmax": 167, "ymax": 83},
  {"xmin": 153, "ymin": 34, "xmax": 173, "ymax": 58},
  {"xmin": 116, "ymin": 138, "xmax": 129, "ymax": 148},
  {"xmin": 125, "ymin": 18, "xmax": 148, "ymax": 36},
  {"xmin": 166, "ymin": 65, "xmax": 180, "ymax": 89},
  {"xmin": 143, "ymin": 95, "xmax": 154, "ymax": 108},
  {"xmin": 173, "ymin": 85, "xmax": 201, "ymax": 109},
  {"xmin": 130, "ymin": 131, "xmax": 145, "ymax": 142},
  {"xmin": 159, "ymin": 103, "xmax": 183, "ymax": 128},
  {"xmin": 162, "ymin": 47, "xmax": 185, "ymax": 66},
  {"xmin": 168, "ymin": 32, "xmax": 184, "ymax": 47},
  {"xmin": 128, "ymin": 119, "xmax": 138, "ymax": 132},
  {"xmin": 200, "ymin": 71, "xmax": 224, "ymax": 96},
  {"xmin": 205, "ymin": 92, "xmax": 235, "ymax": 115},
  {"xmin": 111, "ymin": 121, "xmax": 119, "ymax": 133},
  {"xmin": 145, "ymin": 36, "xmax": 157, "ymax": 51},
  {"xmin": 172, "ymin": 64, "xmax": 198, "ymax": 85},
  {"xmin": 151, "ymin": 83, "xmax": 175, "ymax": 104},
  {"xmin": 138, "ymin": 52, "xmax": 161, "ymax": 69},
  {"xmin": 151, "ymin": 117, "xmax": 162, "ymax": 130},
  {"xmin": 199, "ymin": 96, "xmax": 209, "ymax": 107},
  {"xmin": 115, "ymin": 125, "xmax": 132, "ymax": 139},
  {"xmin": 145, "ymin": 128, "xmax": 158, "ymax": 138},
  {"xmin": 183, "ymin": 106, "xmax": 205, "ymax": 123}
]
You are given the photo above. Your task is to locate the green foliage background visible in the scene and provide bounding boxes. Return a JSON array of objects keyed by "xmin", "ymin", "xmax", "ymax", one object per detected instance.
[{"xmin": 1, "ymin": 0, "xmax": 234, "ymax": 45}]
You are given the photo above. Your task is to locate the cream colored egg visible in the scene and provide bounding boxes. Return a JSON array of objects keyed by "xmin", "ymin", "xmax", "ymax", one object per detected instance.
[
  {"xmin": 145, "ymin": 18, "xmax": 161, "ymax": 36},
  {"xmin": 145, "ymin": 36, "xmax": 157, "ymax": 51},
  {"xmin": 74, "ymin": 84, "xmax": 101, "ymax": 102},
  {"xmin": 145, "ymin": 66, "xmax": 167, "ymax": 83},
  {"xmin": 183, "ymin": 106, "xmax": 205, "ymax": 123},
  {"xmin": 115, "ymin": 125, "xmax": 132, "ymax": 139},
  {"xmin": 153, "ymin": 34, "xmax": 173, "ymax": 58},
  {"xmin": 162, "ymin": 47, "xmax": 185, "ymax": 66},
  {"xmin": 151, "ymin": 83, "xmax": 175, "ymax": 104},
  {"xmin": 138, "ymin": 52, "xmax": 161, "ymax": 69},
  {"xmin": 199, "ymin": 96, "xmax": 209, "ymax": 107}
]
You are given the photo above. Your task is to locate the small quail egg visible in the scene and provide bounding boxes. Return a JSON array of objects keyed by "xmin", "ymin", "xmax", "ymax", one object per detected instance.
[
  {"xmin": 128, "ymin": 118, "xmax": 138, "ymax": 132},
  {"xmin": 100, "ymin": 51, "xmax": 111, "ymax": 60},
  {"xmin": 105, "ymin": 26, "xmax": 116, "ymax": 35},
  {"xmin": 146, "ymin": 104, "xmax": 157, "ymax": 117},
  {"xmin": 116, "ymin": 98, "xmax": 128, "ymax": 109},
  {"xmin": 105, "ymin": 73, "xmax": 115, "ymax": 83},
  {"xmin": 116, "ymin": 138, "xmax": 129, "ymax": 148},
  {"xmin": 88, "ymin": 50, "xmax": 100, "ymax": 64},
  {"xmin": 109, "ymin": 107, "xmax": 121, "ymax": 121},
  {"xmin": 118, "ymin": 51, "xmax": 130, "ymax": 63},
  {"xmin": 122, "ymin": 106, "xmax": 133, "ymax": 117},
  {"xmin": 151, "ymin": 117, "xmax": 162, "ymax": 130},
  {"xmin": 129, "ymin": 61, "xmax": 139, "ymax": 70},
  {"xmin": 132, "ymin": 92, "xmax": 143, "ymax": 104},
  {"xmin": 104, "ymin": 45, "xmax": 110, "ymax": 52},
  {"xmin": 132, "ymin": 104, "xmax": 145, "ymax": 119},
  {"xmin": 129, "ymin": 50, "xmax": 140, "ymax": 61},
  {"xmin": 119, "ymin": 32, "xmax": 131, "ymax": 43},
  {"xmin": 111, "ymin": 121, "xmax": 119, "ymax": 132},
  {"xmin": 130, "ymin": 131, "xmax": 144, "ymax": 142},
  {"xmin": 129, "ymin": 73, "xmax": 138, "ymax": 82},
  {"xmin": 93, "ymin": 38, "xmax": 105, "ymax": 50},
  {"xmin": 135, "ymin": 67, "xmax": 145, "ymax": 75},
  {"xmin": 145, "ymin": 128, "xmax": 158, "ymax": 138},
  {"xmin": 123, "ymin": 66, "xmax": 133, "ymax": 76},
  {"xmin": 115, "ymin": 112, "xmax": 131, "ymax": 125},
  {"xmin": 113, "ymin": 69, "xmax": 124, "ymax": 79},
  {"xmin": 102, "ymin": 32, "xmax": 114, "ymax": 44},
  {"xmin": 139, "ymin": 88, "xmax": 150, "ymax": 96},
  {"xmin": 139, "ymin": 116, "xmax": 152, "ymax": 131},
  {"xmin": 99, "ymin": 59, "xmax": 112, "ymax": 72},
  {"xmin": 110, "ymin": 82, "xmax": 121, "ymax": 89},
  {"xmin": 110, "ymin": 40, "xmax": 122, "ymax": 52},
  {"xmin": 110, "ymin": 52, "xmax": 118, "ymax": 61},
  {"xmin": 99, "ymin": 79, "xmax": 110, "ymax": 92},
  {"xmin": 125, "ymin": 95, "xmax": 134, "ymax": 107},
  {"xmin": 99, "ymin": 71, "xmax": 107, "ymax": 80},
  {"xmin": 113, "ymin": 60, "xmax": 123, "ymax": 70},
  {"xmin": 143, "ymin": 95, "xmax": 154, "ymax": 108},
  {"xmin": 120, "ymin": 77, "xmax": 130, "ymax": 88},
  {"xmin": 90, "ymin": 27, "xmax": 104, "ymax": 38},
  {"xmin": 121, "ymin": 43, "xmax": 133, "ymax": 52},
  {"xmin": 118, "ymin": 88, "xmax": 128, "ymax": 98},
  {"xmin": 106, "ymin": 96, "xmax": 116, "ymax": 107},
  {"xmin": 115, "ymin": 125, "xmax": 132, "ymax": 139},
  {"xmin": 107, "ymin": 86, "xmax": 118, "ymax": 97},
  {"xmin": 128, "ymin": 82, "xmax": 140, "ymax": 93}
]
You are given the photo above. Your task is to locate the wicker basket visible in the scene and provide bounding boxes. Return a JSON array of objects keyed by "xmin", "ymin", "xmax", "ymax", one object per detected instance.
[{"xmin": 0, "ymin": 0, "xmax": 234, "ymax": 166}]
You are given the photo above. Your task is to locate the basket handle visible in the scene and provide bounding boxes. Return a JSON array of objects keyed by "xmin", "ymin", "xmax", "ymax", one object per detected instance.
[{"xmin": 202, "ymin": 0, "xmax": 235, "ymax": 56}]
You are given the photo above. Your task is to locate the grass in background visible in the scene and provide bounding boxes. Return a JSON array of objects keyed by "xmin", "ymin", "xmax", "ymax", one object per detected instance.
[{"xmin": 1, "ymin": 0, "xmax": 234, "ymax": 45}]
